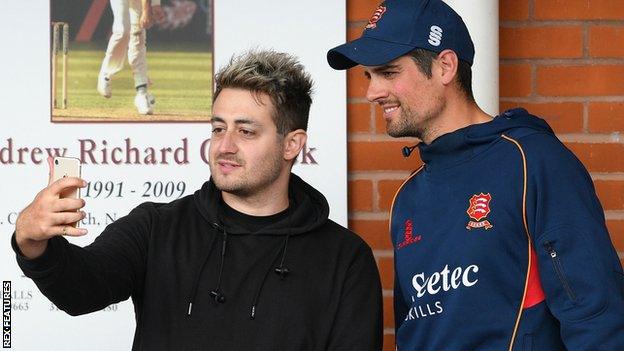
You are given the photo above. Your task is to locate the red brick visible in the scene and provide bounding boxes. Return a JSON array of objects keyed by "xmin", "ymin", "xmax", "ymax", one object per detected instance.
[
  {"xmin": 500, "ymin": 102, "xmax": 584, "ymax": 134},
  {"xmin": 588, "ymin": 103, "xmax": 624, "ymax": 133},
  {"xmin": 347, "ymin": 0, "xmax": 381, "ymax": 22},
  {"xmin": 348, "ymin": 103, "xmax": 372, "ymax": 133},
  {"xmin": 595, "ymin": 181, "xmax": 624, "ymax": 211},
  {"xmin": 349, "ymin": 180, "xmax": 373, "ymax": 211},
  {"xmin": 565, "ymin": 143, "xmax": 624, "ymax": 172},
  {"xmin": 349, "ymin": 219, "xmax": 392, "ymax": 250},
  {"xmin": 383, "ymin": 296, "xmax": 395, "ymax": 328},
  {"xmin": 590, "ymin": 26, "xmax": 624, "ymax": 57},
  {"xmin": 347, "ymin": 65, "xmax": 369, "ymax": 99},
  {"xmin": 536, "ymin": 0, "xmax": 624, "ymax": 20},
  {"xmin": 500, "ymin": 0, "xmax": 529, "ymax": 21},
  {"xmin": 383, "ymin": 333, "xmax": 396, "ymax": 351},
  {"xmin": 377, "ymin": 256, "xmax": 394, "ymax": 290},
  {"xmin": 500, "ymin": 26, "xmax": 583, "ymax": 59},
  {"xmin": 500, "ymin": 64, "xmax": 532, "ymax": 97},
  {"xmin": 379, "ymin": 179, "xmax": 407, "ymax": 211},
  {"xmin": 374, "ymin": 104, "xmax": 387, "ymax": 134},
  {"xmin": 606, "ymin": 220, "xmax": 624, "ymax": 252},
  {"xmin": 349, "ymin": 141, "xmax": 423, "ymax": 171},
  {"xmin": 537, "ymin": 65, "xmax": 624, "ymax": 96}
]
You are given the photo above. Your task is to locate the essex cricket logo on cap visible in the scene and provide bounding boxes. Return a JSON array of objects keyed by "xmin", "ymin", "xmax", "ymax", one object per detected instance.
[
  {"xmin": 466, "ymin": 193, "xmax": 493, "ymax": 230},
  {"xmin": 365, "ymin": 3, "xmax": 387, "ymax": 29}
]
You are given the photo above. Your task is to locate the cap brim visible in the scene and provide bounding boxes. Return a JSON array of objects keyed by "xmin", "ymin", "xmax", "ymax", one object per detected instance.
[{"xmin": 327, "ymin": 37, "xmax": 416, "ymax": 70}]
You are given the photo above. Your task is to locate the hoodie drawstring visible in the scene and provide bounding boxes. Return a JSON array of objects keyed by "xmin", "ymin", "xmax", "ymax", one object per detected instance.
[
  {"xmin": 188, "ymin": 203, "xmax": 295, "ymax": 319},
  {"xmin": 250, "ymin": 233, "xmax": 291, "ymax": 320},
  {"xmin": 274, "ymin": 208, "xmax": 293, "ymax": 279},
  {"xmin": 274, "ymin": 234, "xmax": 290, "ymax": 279},
  {"xmin": 209, "ymin": 228, "xmax": 228, "ymax": 304},
  {"xmin": 187, "ymin": 224, "xmax": 228, "ymax": 316}
]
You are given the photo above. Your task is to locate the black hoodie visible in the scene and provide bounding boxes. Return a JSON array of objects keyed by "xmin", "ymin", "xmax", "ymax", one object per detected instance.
[{"xmin": 13, "ymin": 174, "xmax": 383, "ymax": 350}]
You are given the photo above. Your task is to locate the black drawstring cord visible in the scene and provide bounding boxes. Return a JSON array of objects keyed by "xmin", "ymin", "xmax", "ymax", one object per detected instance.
[
  {"xmin": 250, "ymin": 212, "xmax": 293, "ymax": 321},
  {"xmin": 189, "ymin": 201, "xmax": 295, "ymax": 319},
  {"xmin": 249, "ymin": 237, "xmax": 289, "ymax": 320},
  {"xmin": 274, "ymin": 207, "xmax": 293, "ymax": 279},
  {"xmin": 250, "ymin": 264, "xmax": 272, "ymax": 320},
  {"xmin": 187, "ymin": 224, "xmax": 219, "ymax": 316},
  {"xmin": 187, "ymin": 223, "xmax": 228, "ymax": 316},
  {"xmin": 274, "ymin": 234, "xmax": 291, "ymax": 279},
  {"xmin": 209, "ymin": 228, "xmax": 228, "ymax": 304}
]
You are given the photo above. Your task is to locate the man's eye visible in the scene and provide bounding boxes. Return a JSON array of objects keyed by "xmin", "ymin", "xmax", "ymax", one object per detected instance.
[
  {"xmin": 240, "ymin": 129, "xmax": 255, "ymax": 136},
  {"xmin": 211, "ymin": 127, "xmax": 224, "ymax": 134},
  {"xmin": 383, "ymin": 71, "xmax": 397, "ymax": 78}
]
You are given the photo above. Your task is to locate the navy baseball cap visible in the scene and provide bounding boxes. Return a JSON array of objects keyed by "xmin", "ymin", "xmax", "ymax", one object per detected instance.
[{"xmin": 327, "ymin": 0, "xmax": 475, "ymax": 69}]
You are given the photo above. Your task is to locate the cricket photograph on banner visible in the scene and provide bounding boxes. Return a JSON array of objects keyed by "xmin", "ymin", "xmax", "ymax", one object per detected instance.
[{"xmin": 51, "ymin": 0, "xmax": 213, "ymax": 122}]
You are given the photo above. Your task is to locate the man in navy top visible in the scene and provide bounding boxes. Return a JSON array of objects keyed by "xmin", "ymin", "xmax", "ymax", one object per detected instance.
[{"xmin": 327, "ymin": 0, "xmax": 624, "ymax": 349}]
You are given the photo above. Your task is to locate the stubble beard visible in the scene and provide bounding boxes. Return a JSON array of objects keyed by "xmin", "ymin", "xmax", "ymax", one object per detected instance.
[
  {"xmin": 386, "ymin": 96, "xmax": 447, "ymax": 142},
  {"xmin": 210, "ymin": 147, "xmax": 284, "ymax": 198}
]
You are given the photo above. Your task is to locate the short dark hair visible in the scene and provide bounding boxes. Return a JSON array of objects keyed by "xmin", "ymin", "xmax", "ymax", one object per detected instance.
[
  {"xmin": 214, "ymin": 50, "xmax": 314, "ymax": 135},
  {"xmin": 408, "ymin": 48, "xmax": 474, "ymax": 102}
]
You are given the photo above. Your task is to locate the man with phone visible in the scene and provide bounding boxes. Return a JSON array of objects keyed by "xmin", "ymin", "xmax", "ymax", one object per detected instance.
[{"xmin": 13, "ymin": 50, "xmax": 383, "ymax": 350}]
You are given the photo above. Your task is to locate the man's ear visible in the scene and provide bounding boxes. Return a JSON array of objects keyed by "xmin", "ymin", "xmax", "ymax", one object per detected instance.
[
  {"xmin": 436, "ymin": 49, "xmax": 459, "ymax": 86},
  {"xmin": 283, "ymin": 129, "xmax": 307, "ymax": 162}
]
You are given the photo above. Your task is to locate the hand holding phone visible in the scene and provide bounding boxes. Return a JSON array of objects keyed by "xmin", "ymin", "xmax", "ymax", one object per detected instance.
[{"xmin": 14, "ymin": 156, "xmax": 88, "ymax": 259}]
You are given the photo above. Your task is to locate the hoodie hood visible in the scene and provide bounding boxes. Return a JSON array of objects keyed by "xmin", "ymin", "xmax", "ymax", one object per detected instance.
[
  {"xmin": 193, "ymin": 173, "xmax": 330, "ymax": 235},
  {"xmin": 418, "ymin": 108, "xmax": 553, "ymax": 171}
]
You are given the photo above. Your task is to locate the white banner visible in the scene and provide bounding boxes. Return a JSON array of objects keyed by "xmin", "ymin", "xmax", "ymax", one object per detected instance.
[
  {"xmin": 444, "ymin": 0, "xmax": 499, "ymax": 116},
  {"xmin": 0, "ymin": 1, "xmax": 346, "ymax": 349}
]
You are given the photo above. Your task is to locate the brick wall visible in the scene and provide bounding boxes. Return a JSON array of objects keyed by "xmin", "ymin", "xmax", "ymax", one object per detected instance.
[{"xmin": 345, "ymin": 1, "xmax": 624, "ymax": 349}]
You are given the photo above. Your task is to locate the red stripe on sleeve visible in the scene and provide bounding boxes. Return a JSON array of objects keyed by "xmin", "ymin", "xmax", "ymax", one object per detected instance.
[{"xmin": 523, "ymin": 245, "xmax": 546, "ymax": 309}]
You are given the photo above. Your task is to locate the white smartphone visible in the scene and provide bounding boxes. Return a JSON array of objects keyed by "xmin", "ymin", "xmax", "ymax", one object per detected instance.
[{"xmin": 52, "ymin": 156, "xmax": 82, "ymax": 200}]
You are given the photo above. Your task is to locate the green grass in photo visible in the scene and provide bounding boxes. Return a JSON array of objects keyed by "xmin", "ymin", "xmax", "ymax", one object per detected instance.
[{"xmin": 52, "ymin": 42, "xmax": 212, "ymax": 122}]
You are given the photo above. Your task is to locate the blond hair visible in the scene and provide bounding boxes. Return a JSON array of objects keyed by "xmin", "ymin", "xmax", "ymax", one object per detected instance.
[{"xmin": 214, "ymin": 50, "xmax": 314, "ymax": 134}]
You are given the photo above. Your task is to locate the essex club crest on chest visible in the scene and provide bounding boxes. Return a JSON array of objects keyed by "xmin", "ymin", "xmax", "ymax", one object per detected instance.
[{"xmin": 466, "ymin": 193, "xmax": 493, "ymax": 230}]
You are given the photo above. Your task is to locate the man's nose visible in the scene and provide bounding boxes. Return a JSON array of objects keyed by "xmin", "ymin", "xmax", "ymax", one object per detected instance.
[
  {"xmin": 218, "ymin": 131, "xmax": 238, "ymax": 154},
  {"xmin": 366, "ymin": 77, "xmax": 387, "ymax": 103}
]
